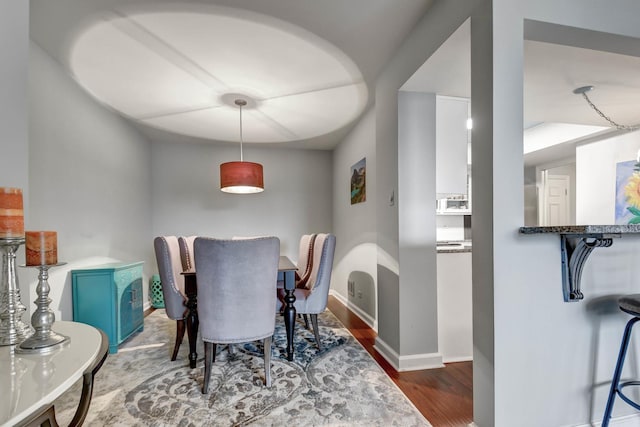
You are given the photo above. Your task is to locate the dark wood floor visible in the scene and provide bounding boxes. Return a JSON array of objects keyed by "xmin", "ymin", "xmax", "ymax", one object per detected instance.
[{"xmin": 327, "ymin": 296, "xmax": 473, "ymax": 427}]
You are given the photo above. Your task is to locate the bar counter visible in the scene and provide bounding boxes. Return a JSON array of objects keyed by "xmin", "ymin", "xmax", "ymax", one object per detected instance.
[{"xmin": 520, "ymin": 225, "xmax": 640, "ymax": 302}]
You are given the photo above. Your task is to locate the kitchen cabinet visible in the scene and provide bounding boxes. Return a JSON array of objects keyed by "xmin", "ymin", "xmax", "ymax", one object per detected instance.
[
  {"xmin": 71, "ymin": 262, "xmax": 144, "ymax": 354},
  {"xmin": 436, "ymin": 96, "xmax": 470, "ymax": 195},
  {"xmin": 437, "ymin": 251, "xmax": 472, "ymax": 362}
]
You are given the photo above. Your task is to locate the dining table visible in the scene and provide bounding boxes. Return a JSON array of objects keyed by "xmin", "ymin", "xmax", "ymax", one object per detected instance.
[{"xmin": 181, "ymin": 255, "xmax": 298, "ymax": 367}]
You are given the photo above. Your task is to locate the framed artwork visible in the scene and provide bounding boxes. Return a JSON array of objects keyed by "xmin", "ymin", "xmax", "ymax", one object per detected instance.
[
  {"xmin": 350, "ymin": 157, "xmax": 366, "ymax": 205},
  {"xmin": 615, "ymin": 159, "xmax": 640, "ymax": 224}
]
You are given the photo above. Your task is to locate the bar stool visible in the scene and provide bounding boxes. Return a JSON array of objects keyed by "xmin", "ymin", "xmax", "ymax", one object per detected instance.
[{"xmin": 603, "ymin": 294, "xmax": 640, "ymax": 426}]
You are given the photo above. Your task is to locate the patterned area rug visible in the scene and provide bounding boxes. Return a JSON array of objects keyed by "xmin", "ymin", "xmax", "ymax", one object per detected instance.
[{"xmin": 54, "ymin": 309, "xmax": 431, "ymax": 426}]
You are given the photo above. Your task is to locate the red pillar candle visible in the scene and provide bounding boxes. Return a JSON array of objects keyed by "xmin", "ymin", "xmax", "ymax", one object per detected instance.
[
  {"xmin": 0, "ymin": 187, "xmax": 25, "ymax": 238},
  {"xmin": 26, "ymin": 231, "xmax": 57, "ymax": 266}
]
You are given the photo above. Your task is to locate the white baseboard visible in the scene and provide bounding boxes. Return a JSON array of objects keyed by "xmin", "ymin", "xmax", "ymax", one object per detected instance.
[
  {"xmin": 468, "ymin": 413, "xmax": 640, "ymax": 427},
  {"xmin": 579, "ymin": 413, "xmax": 640, "ymax": 427},
  {"xmin": 374, "ymin": 336, "xmax": 444, "ymax": 372},
  {"xmin": 329, "ymin": 290, "xmax": 377, "ymax": 331},
  {"xmin": 443, "ymin": 355, "xmax": 473, "ymax": 363}
]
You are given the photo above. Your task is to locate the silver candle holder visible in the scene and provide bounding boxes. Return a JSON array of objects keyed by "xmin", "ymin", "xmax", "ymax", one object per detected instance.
[
  {"xmin": 0, "ymin": 237, "xmax": 33, "ymax": 346},
  {"xmin": 17, "ymin": 262, "xmax": 68, "ymax": 353}
]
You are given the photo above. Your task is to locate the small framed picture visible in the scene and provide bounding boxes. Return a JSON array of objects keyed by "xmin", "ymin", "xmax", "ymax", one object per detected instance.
[{"xmin": 351, "ymin": 157, "xmax": 366, "ymax": 205}]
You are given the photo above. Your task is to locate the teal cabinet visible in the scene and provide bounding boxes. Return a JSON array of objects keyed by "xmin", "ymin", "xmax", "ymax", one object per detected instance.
[{"xmin": 72, "ymin": 262, "xmax": 144, "ymax": 354}]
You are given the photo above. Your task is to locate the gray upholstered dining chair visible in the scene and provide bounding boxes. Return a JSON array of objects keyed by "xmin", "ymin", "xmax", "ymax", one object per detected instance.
[
  {"xmin": 178, "ymin": 235, "xmax": 197, "ymax": 271},
  {"xmin": 153, "ymin": 236, "xmax": 188, "ymax": 361},
  {"xmin": 288, "ymin": 233, "xmax": 336, "ymax": 349},
  {"xmin": 194, "ymin": 236, "xmax": 280, "ymax": 393}
]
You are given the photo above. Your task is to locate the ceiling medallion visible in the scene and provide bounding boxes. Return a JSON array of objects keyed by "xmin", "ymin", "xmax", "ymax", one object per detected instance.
[{"xmin": 70, "ymin": 8, "xmax": 368, "ymax": 143}]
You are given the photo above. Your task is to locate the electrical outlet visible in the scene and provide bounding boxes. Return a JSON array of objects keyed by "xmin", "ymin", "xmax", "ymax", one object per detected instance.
[{"xmin": 357, "ymin": 290, "xmax": 363, "ymax": 299}]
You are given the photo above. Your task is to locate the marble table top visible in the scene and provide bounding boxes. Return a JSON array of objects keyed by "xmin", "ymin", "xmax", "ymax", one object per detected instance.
[{"xmin": 0, "ymin": 321, "xmax": 103, "ymax": 427}]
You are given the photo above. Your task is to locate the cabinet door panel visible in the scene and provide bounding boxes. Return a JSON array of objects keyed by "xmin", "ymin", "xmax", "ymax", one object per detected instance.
[
  {"xmin": 72, "ymin": 262, "xmax": 144, "ymax": 354},
  {"xmin": 436, "ymin": 97, "xmax": 469, "ymax": 195},
  {"xmin": 72, "ymin": 272, "xmax": 117, "ymax": 348},
  {"xmin": 131, "ymin": 278, "xmax": 144, "ymax": 328},
  {"xmin": 118, "ymin": 284, "xmax": 134, "ymax": 340}
]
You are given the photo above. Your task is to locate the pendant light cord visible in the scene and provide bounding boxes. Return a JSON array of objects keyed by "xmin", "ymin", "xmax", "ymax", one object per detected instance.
[
  {"xmin": 235, "ymin": 98, "xmax": 248, "ymax": 162},
  {"xmin": 239, "ymin": 102, "xmax": 244, "ymax": 162}
]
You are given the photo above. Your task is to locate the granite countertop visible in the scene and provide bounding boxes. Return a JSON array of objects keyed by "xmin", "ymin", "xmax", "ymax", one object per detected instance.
[
  {"xmin": 436, "ymin": 240, "xmax": 472, "ymax": 253},
  {"xmin": 519, "ymin": 225, "xmax": 640, "ymax": 234}
]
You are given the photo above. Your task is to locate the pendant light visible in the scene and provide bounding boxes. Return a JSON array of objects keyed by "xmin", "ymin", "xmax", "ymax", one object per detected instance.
[{"xmin": 220, "ymin": 99, "xmax": 264, "ymax": 194}]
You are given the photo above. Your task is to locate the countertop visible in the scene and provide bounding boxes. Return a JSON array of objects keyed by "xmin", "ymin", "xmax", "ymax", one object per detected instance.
[
  {"xmin": 519, "ymin": 225, "xmax": 640, "ymax": 234},
  {"xmin": 437, "ymin": 240, "xmax": 472, "ymax": 253}
]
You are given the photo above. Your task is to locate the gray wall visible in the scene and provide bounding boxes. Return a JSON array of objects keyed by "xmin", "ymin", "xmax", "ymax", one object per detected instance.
[
  {"xmin": 364, "ymin": 0, "xmax": 640, "ymax": 424},
  {"xmin": 14, "ymin": 1, "xmax": 640, "ymax": 425},
  {"xmin": 29, "ymin": 42, "xmax": 153, "ymax": 319},
  {"xmin": 28, "ymin": 41, "xmax": 334, "ymax": 319},
  {"xmin": 150, "ymin": 139, "xmax": 333, "ymax": 262},
  {"xmin": 523, "ymin": 165, "xmax": 537, "ymax": 226},
  {"xmin": 0, "ymin": 1, "xmax": 28, "ymax": 188},
  {"xmin": 373, "ymin": 0, "xmax": 473, "ymax": 370},
  {"xmin": 331, "ymin": 107, "xmax": 377, "ymax": 326},
  {"xmin": 397, "ymin": 91, "xmax": 438, "ymax": 357},
  {"xmin": 471, "ymin": 2, "xmax": 640, "ymax": 426},
  {"xmin": 0, "ymin": 2, "xmax": 29, "ymax": 309}
]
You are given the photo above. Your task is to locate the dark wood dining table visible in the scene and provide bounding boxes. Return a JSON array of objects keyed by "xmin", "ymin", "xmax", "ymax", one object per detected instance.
[{"xmin": 181, "ymin": 255, "xmax": 298, "ymax": 368}]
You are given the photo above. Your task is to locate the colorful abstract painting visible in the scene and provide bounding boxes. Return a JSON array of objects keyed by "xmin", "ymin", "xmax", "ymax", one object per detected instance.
[
  {"xmin": 615, "ymin": 159, "xmax": 640, "ymax": 224},
  {"xmin": 350, "ymin": 157, "xmax": 366, "ymax": 205}
]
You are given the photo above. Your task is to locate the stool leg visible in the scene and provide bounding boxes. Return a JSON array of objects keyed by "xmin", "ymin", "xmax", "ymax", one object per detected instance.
[{"xmin": 603, "ymin": 316, "xmax": 640, "ymax": 427}]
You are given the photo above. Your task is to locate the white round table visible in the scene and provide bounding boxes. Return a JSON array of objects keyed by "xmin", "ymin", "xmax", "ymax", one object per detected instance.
[{"xmin": 0, "ymin": 321, "xmax": 108, "ymax": 427}]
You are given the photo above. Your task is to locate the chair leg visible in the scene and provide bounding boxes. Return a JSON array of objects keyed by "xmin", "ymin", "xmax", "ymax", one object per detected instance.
[
  {"xmin": 603, "ymin": 316, "xmax": 640, "ymax": 426},
  {"xmin": 310, "ymin": 314, "xmax": 321, "ymax": 350},
  {"xmin": 202, "ymin": 342, "xmax": 216, "ymax": 394},
  {"xmin": 303, "ymin": 314, "xmax": 309, "ymax": 329},
  {"xmin": 171, "ymin": 319, "xmax": 186, "ymax": 361},
  {"xmin": 264, "ymin": 336, "xmax": 272, "ymax": 388}
]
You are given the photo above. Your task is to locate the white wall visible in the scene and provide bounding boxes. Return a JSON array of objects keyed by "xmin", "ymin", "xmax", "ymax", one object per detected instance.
[
  {"xmin": 150, "ymin": 139, "xmax": 332, "ymax": 263},
  {"xmin": 577, "ymin": 130, "xmax": 640, "ymax": 224},
  {"xmin": 436, "ymin": 215, "xmax": 465, "ymax": 241},
  {"xmin": 331, "ymin": 107, "xmax": 378, "ymax": 327},
  {"xmin": 29, "ymin": 42, "xmax": 153, "ymax": 320}
]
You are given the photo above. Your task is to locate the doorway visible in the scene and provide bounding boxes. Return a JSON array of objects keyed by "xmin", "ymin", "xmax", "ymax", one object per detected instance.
[
  {"xmin": 542, "ymin": 172, "xmax": 570, "ymax": 225},
  {"xmin": 537, "ymin": 163, "xmax": 576, "ymax": 225}
]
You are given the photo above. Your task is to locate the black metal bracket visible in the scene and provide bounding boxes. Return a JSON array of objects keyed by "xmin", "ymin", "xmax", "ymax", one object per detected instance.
[{"xmin": 560, "ymin": 234, "xmax": 615, "ymax": 302}]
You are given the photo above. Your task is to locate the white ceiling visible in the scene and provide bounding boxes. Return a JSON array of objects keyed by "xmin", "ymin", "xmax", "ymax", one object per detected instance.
[
  {"xmin": 30, "ymin": 0, "xmax": 433, "ymax": 150},
  {"xmin": 30, "ymin": 2, "xmax": 640, "ymax": 158},
  {"xmin": 69, "ymin": 9, "xmax": 368, "ymax": 143},
  {"xmin": 403, "ymin": 20, "xmax": 640, "ymax": 166}
]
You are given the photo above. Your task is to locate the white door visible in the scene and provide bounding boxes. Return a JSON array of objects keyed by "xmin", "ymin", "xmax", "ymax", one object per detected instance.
[{"xmin": 544, "ymin": 174, "xmax": 570, "ymax": 226}]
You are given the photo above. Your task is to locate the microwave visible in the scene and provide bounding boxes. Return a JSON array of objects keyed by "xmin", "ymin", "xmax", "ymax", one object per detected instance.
[{"xmin": 437, "ymin": 197, "xmax": 469, "ymax": 211}]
